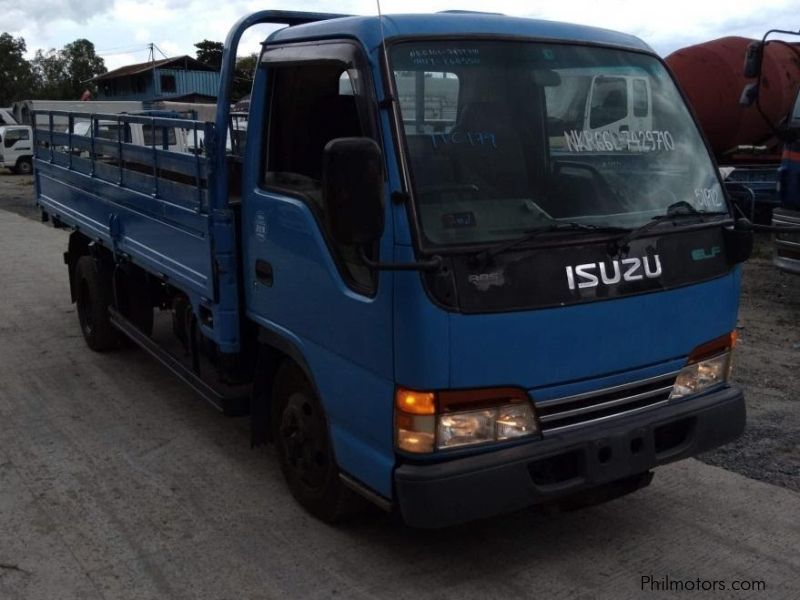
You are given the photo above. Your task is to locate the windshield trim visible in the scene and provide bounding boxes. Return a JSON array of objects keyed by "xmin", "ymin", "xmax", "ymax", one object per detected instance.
[
  {"xmin": 415, "ymin": 217, "xmax": 733, "ymax": 257},
  {"xmin": 382, "ymin": 35, "xmax": 729, "ymax": 256}
]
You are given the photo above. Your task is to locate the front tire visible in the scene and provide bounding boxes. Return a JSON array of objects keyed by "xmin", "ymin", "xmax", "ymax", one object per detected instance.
[
  {"xmin": 272, "ymin": 363, "xmax": 362, "ymax": 522},
  {"xmin": 74, "ymin": 255, "xmax": 119, "ymax": 352},
  {"xmin": 16, "ymin": 157, "xmax": 32, "ymax": 175}
]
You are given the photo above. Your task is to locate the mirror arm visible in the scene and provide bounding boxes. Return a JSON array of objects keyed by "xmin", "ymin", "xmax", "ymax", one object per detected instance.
[{"xmin": 359, "ymin": 248, "xmax": 443, "ymax": 271}]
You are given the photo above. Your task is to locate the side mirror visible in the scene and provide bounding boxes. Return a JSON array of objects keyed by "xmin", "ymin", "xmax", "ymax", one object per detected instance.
[
  {"xmin": 739, "ymin": 82, "xmax": 759, "ymax": 107},
  {"xmin": 743, "ymin": 42, "xmax": 763, "ymax": 78},
  {"xmin": 323, "ymin": 137, "xmax": 385, "ymax": 246},
  {"xmin": 723, "ymin": 217, "xmax": 754, "ymax": 265}
]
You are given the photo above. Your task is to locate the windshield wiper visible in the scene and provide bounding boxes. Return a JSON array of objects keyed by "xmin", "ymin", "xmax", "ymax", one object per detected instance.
[
  {"xmin": 475, "ymin": 221, "xmax": 627, "ymax": 263},
  {"xmin": 609, "ymin": 201, "xmax": 728, "ymax": 256}
]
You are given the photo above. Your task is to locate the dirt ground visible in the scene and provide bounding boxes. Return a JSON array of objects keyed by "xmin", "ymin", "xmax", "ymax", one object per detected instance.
[
  {"xmin": 1, "ymin": 168, "xmax": 798, "ymax": 493},
  {"xmin": 700, "ymin": 235, "xmax": 800, "ymax": 491}
]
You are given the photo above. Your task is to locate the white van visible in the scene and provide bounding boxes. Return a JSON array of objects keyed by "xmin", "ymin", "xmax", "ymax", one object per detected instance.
[{"xmin": 0, "ymin": 125, "xmax": 34, "ymax": 174}]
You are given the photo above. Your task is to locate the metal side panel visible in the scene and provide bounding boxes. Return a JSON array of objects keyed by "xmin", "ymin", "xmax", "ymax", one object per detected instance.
[{"xmin": 36, "ymin": 162, "xmax": 214, "ymax": 300}]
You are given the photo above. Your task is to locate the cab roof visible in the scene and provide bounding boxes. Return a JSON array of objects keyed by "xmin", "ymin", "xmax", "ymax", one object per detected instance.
[{"xmin": 266, "ymin": 12, "xmax": 653, "ymax": 54}]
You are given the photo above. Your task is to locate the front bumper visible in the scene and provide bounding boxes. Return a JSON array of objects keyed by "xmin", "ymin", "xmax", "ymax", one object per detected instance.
[{"xmin": 395, "ymin": 385, "xmax": 745, "ymax": 528}]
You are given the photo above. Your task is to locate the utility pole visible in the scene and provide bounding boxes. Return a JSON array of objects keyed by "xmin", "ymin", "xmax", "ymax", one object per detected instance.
[{"xmin": 149, "ymin": 43, "xmax": 157, "ymax": 105}]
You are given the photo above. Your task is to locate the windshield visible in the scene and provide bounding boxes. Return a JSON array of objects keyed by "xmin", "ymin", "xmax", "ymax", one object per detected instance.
[{"xmin": 391, "ymin": 41, "xmax": 728, "ymax": 247}]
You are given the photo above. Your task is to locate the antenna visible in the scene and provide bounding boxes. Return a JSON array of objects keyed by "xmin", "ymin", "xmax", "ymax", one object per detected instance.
[{"xmin": 375, "ymin": 0, "xmax": 392, "ymax": 95}]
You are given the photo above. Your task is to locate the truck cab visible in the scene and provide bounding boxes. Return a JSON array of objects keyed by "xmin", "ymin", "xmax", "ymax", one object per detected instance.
[
  {"xmin": 0, "ymin": 108, "xmax": 17, "ymax": 125},
  {"xmin": 548, "ymin": 72, "xmax": 652, "ymax": 151},
  {"xmin": 33, "ymin": 11, "xmax": 749, "ymax": 527},
  {"xmin": 0, "ymin": 125, "xmax": 33, "ymax": 174}
]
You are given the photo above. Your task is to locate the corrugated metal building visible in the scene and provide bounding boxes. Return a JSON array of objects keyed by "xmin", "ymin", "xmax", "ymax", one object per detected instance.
[{"xmin": 92, "ymin": 56, "xmax": 219, "ymax": 103}]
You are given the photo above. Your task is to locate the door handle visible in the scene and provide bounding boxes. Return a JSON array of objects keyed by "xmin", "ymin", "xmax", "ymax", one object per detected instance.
[{"xmin": 255, "ymin": 259, "xmax": 273, "ymax": 287}]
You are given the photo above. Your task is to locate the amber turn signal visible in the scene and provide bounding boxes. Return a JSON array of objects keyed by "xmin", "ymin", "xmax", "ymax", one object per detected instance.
[
  {"xmin": 688, "ymin": 331, "xmax": 738, "ymax": 363},
  {"xmin": 395, "ymin": 388, "xmax": 436, "ymax": 415}
]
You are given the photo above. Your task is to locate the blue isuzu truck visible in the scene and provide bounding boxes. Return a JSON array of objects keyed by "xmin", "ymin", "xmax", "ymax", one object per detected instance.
[{"xmin": 33, "ymin": 10, "xmax": 752, "ymax": 527}]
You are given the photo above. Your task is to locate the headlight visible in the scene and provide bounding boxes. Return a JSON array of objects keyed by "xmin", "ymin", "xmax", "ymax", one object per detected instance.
[
  {"xmin": 395, "ymin": 387, "xmax": 539, "ymax": 453},
  {"xmin": 670, "ymin": 332, "xmax": 737, "ymax": 400}
]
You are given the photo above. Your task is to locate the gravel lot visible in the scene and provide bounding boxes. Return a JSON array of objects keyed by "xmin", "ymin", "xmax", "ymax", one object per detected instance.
[
  {"xmin": 699, "ymin": 236, "xmax": 800, "ymax": 491},
  {"xmin": 1, "ymin": 169, "xmax": 799, "ymax": 599}
]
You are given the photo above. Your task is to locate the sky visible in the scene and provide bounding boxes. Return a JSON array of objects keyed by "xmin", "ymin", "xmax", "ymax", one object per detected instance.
[{"xmin": 1, "ymin": 0, "xmax": 799, "ymax": 70}]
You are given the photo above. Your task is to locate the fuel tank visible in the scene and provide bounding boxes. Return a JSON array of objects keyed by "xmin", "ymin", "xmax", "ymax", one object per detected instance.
[{"xmin": 666, "ymin": 36, "xmax": 800, "ymax": 158}]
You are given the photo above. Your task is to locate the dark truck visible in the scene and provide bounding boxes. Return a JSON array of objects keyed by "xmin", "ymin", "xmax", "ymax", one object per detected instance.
[
  {"xmin": 666, "ymin": 35, "xmax": 800, "ymax": 223},
  {"xmin": 735, "ymin": 29, "xmax": 800, "ymax": 274}
]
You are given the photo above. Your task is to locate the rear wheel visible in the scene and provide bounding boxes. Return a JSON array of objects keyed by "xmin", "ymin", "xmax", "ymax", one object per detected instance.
[
  {"xmin": 74, "ymin": 255, "xmax": 119, "ymax": 351},
  {"xmin": 272, "ymin": 363, "xmax": 362, "ymax": 522},
  {"xmin": 16, "ymin": 157, "xmax": 32, "ymax": 175}
]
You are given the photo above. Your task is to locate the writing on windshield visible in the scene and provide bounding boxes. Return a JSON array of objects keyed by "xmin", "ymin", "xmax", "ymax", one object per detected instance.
[{"xmin": 391, "ymin": 41, "xmax": 726, "ymax": 247}]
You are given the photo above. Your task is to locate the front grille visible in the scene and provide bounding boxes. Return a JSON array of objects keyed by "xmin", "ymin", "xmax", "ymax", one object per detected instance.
[{"xmin": 536, "ymin": 371, "xmax": 678, "ymax": 434}]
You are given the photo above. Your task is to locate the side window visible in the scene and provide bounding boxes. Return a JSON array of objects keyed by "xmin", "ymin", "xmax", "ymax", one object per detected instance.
[
  {"xmin": 590, "ymin": 77, "xmax": 628, "ymax": 128},
  {"xmin": 160, "ymin": 75, "xmax": 176, "ymax": 93},
  {"xmin": 4, "ymin": 129, "xmax": 28, "ymax": 148},
  {"xmin": 263, "ymin": 60, "xmax": 376, "ymax": 292},
  {"xmin": 96, "ymin": 123, "xmax": 132, "ymax": 143},
  {"xmin": 142, "ymin": 125, "xmax": 177, "ymax": 147},
  {"xmin": 396, "ymin": 71, "xmax": 460, "ymax": 134},
  {"xmin": 633, "ymin": 79, "xmax": 648, "ymax": 117}
]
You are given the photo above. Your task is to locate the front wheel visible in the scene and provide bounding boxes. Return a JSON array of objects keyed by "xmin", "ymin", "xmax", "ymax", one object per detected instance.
[
  {"xmin": 16, "ymin": 157, "xmax": 32, "ymax": 175},
  {"xmin": 272, "ymin": 363, "xmax": 362, "ymax": 522}
]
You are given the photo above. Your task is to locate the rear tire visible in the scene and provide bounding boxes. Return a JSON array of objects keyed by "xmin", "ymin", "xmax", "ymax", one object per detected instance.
[
  {"xmin": 16, "ymin": 157, "xmax": 32, "ymax": 175},
  {"xmin": 74, "ymin": 255, "xmax": 119, "ymax": 352},
  {"xmin": 272, "ymin": 362, "xmax": 362, "ymax": 522}
]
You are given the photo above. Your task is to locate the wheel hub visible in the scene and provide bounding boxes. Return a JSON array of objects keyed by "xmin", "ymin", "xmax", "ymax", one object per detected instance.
[{"xmin": 279, "ymin": 393, "xmax": 328, "ymax": 490}]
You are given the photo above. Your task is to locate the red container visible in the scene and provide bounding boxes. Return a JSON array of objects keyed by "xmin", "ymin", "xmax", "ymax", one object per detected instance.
[{"xmin": 666, "ymin": 36, "xmax": 800, "ymax": 159}]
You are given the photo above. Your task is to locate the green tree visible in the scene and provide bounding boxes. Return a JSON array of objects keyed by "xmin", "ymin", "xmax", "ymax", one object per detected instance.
[
  {"xmin": 62, "ymin": 39, "xmax": 106, "ymax": 98},
  {"xmin": 31, "ymin": 49, "xmax": 68, "ymax": 98},
  {"xmin": 233, "ymin": 53, "xmax": 259, "ymax": 100},
  {"xmin": 31, "ymin": 39, "xmax": 106, "ymax": 100},
  {"xmin": 0, "ymin": 33, "xmax": 36, "ymax": 105},
  {"xmin": 195, "ymin": 40, "xmax": 224, "ymax": 69}
]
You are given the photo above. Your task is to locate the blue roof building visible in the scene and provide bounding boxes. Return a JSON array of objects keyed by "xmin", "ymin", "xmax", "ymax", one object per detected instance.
[{"xmin": 92, "ymin": 56, "xmax": 219, "ymax": 103}]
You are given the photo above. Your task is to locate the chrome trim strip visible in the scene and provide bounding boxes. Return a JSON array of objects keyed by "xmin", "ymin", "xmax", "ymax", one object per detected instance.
[
  {"xmin": 773, "ymin": 217, "xmax": 800, "ymax": 226},
  {"xmin": 542, "ymin": 399, "xmax": 671, "ymax": 435},
  {"xmin": 539, "ymin": 384, "xmax": 674, "ymax": 423},
  {"xmin": 536, "ymin": 370, "xmax": 680, "ymax": 409},
  {"xmin": 339, "ymin": 473, "xmax": 392, "ymax": 512}
]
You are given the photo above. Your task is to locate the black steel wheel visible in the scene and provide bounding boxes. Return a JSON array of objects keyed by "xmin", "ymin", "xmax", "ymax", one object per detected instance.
[
  {"xmin": 74, "ymin": 255, "xmax": 119, "ymax": 352},
  {"xmin": 272, "ymin": 363, "xmax": 362, "ymax": 522}
]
